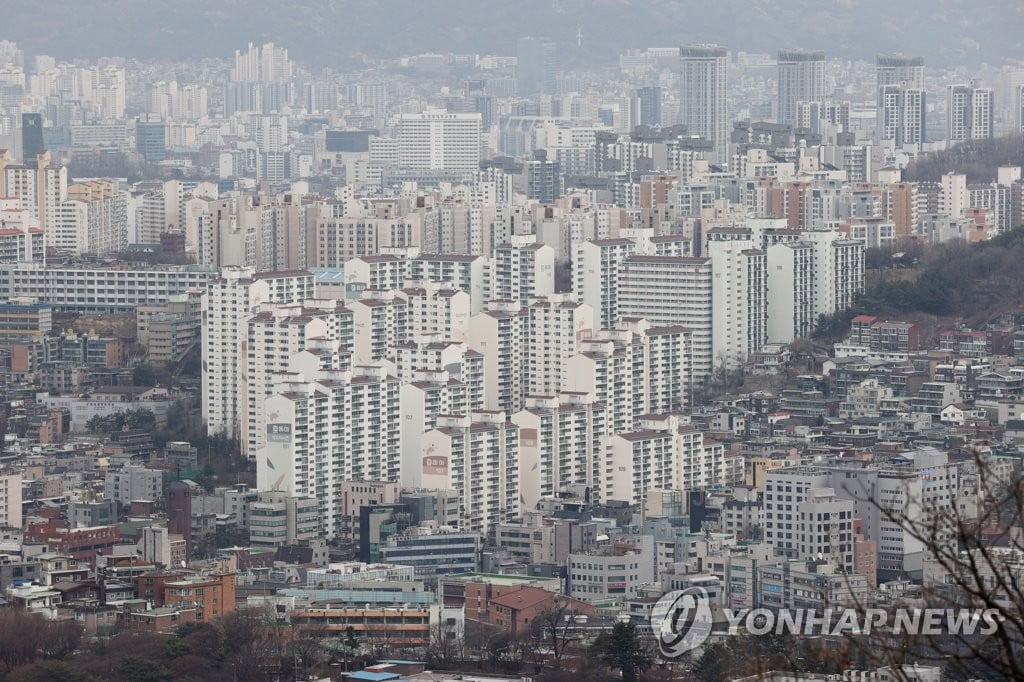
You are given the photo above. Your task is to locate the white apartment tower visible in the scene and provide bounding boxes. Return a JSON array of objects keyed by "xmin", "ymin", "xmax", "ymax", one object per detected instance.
[
  {"xmin": 259, "ymin": 365, "xmax": 400, "ymax": 538},
  {"xmin": 609, "ymin": 415, "xmax": 723, "ymax": 505},
  {"xmin": 947, "ymin": 82, "xmax": 993, "ymax": 142},
  {"xmin": 707, "ymin": 237, "xmax": 767, "ymax": 368},
  {"xmin": 573, "ymin": 237, "xmax": 636, "ymax": 330},
  {"xmin": 680, "ymin": 46, "xmax": 729, "ymax": 165},
  {"xmin": 524, "ymin": 295, "xmax": 593, "ymax": 398},
  {"xmin": 876, "ymin": 55, "xmax": 926, "ymax": 149},
  {"xmin": 397, "ymin": 111, "xmax": 482, "ymax": 172},
  {"xmin": 777, "ymin": 50, "xmax": 827, "ymax": 128},
  {"xmin": 417, "ymin": 412, "xmax": 520, "ymax": 535},
  {"xmin": 512, "ymin": 393, "xmax": 606, "ymax": 509},
  {"xmin": 618, "ymin": 255, "xmax": 713, "ymax": 381},
  {"xmin": 233, "ymin": 42, "xmax": 293, "ymax": 82},
  {"xmin": 201, "ymin": 267, "xmax": 314, "ymax": 438},
  {"xmin": 878, "ymin": 86, "xmax": 926, "ymax": 148},
  {"xmin": 490, "ymin": 238, "xmax": 555, "ymax": 305},
  {"xmin": 465, "ymin": 301, "xmax": 527, "ymax": 414},
  {"xmin": 242, "ymin": 299, "xmax": 353, "ymax": 457}
]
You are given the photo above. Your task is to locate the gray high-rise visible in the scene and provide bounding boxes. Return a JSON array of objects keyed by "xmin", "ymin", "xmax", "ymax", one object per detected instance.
[
  {"xmin": 633, "ymin": 86, "xmax": 662, "ymax": 127},
  {"xmin": 680, "ymin": 46, "xmax": 729, "ymax": 164},
  {"xmin": 777, "ymin": 50, "xmax": 826, "ymax": 128},
  {"xmin": 516, "ymin": 37, "xmax": 557, "ymax": 96},
  {"xmin": 20, "ymin": 113, "xmax": 44, "ymax": 165}
]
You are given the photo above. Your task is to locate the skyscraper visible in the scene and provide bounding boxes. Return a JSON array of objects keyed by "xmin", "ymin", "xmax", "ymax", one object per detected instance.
[
  {"xmin": 20, "ymin": 113, "xmax": 43, "ymax": 165},
  {"xmin": 632, "ymin": 86, "xmax": 663, "ymax": 127},
  {"xmin": 680, "ymin": 45, "xmax": 729, "ymax": 165},
  {"xmin": 516, "ymin": 37, "xmax": 557, "ymax": 96},
  {"xmin": 777, "ymin": 49, "xmax": 827, "ymax": 128},
  {"xmin": 947, "ymin": 82, "xmax": 993, "ymax": 141}
]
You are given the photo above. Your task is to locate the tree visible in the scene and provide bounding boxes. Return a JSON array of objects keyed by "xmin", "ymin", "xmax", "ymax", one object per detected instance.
[
  {"xmin": 425, "ymin": 621, "xmax": 465, "ymax": 669},
  {"xmin": 591, "ymin": 621, "xmax": 653, "ymax": 682},
  {"xmin": 529, "ymin": 598, "xmax": 585, "ymax": 670},
  {"xmin": 133, "ymin": 362, "xmax": 158, "ymax": 386},
  {"xmin": 113, "ymin": 656, "xmax": 173, "ymax": 682}
]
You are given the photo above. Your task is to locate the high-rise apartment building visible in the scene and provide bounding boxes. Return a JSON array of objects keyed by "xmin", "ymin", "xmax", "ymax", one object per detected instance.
[
  {"xmin": 512, "ymin": 394, "xmax": 605, "ymax": 509},
  {"xmin": 707, "ymin": 237, "xmax": 767, "ymax": 368},
  {"xmin": 777, "ymin": 50, "xmax": 827, "ymax": 128},
  {"xmin": 618, "ymin": 255, "xmax": 713, "ymax": 381},
  {"xmin": 201, "ymin": 267, "xmax": 314, "ymax": 439},
  {"xmin": 524, "ymin": 295, "xmax": 593, "ymax": 398},
  {"xmin": 397, "ymin": 111, "xmax": 482, "ymax": 172},
  {"xmin": 242, "ymin": 300, "xmax": 353, "ymax": 457},
  {"xmin": 516, "ymin": 37, "xmax": 558, "ymax": 96},
  {"xmin": 490, "ymin": 238, "xmax": 555, "ymax": 305},
  {"xmin": 418, "ymin": 411, "xmax": 520, "ymax": 535},
  {"xmin": 573, "ymin": 238, "xmax": 636, "ymax": 331},
  {"xmin": 679, "ymin": 45, "xmax": 729, "ymax": 164},
  {"xmin": 947, "ymin": 82, "xmax": 993, "ymax": 141},
  {"xmin": 876, "ymin": 55, "xmax": 925, "ymax": 149},
  {"xmin": 233, "ymin": 42, "xmax": 293, "ymax": 83},
  {"xmin": 877, "ymin": 85, "xmax": 926, "ymax": 148},
  {"xmin": 51, "ymin": 179, "xmax": 128, "ymax": 255},
  {"xmin": 465, "ymin": 301, "xmax": 528, "ymax": 414},
  {"xmin": 259, "ymin": 365, "xmax": 400, "ymax": 538}
]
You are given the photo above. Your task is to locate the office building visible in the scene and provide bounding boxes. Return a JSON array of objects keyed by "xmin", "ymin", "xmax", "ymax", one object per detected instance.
[
  {"xmin": 20, "ymin": 113, "xmax": 43, "ymax": 164},
  {"xmin": 247, "ymin": 492, "xmax": 321, "ymax": 549},
  {"xmin": 397, "ymin": 111, "xmax": 482, "ymax": 173},
  {"xmin": 680, "ymin": 45, "xmax": 729, "ymax": 164},
  {"xmin": 379, "ymin": 526, "xmax": 481, "ymax": 578},
  {"xmin": 136, "ymin": 115, "xmax": 166, "ymax": 162},
  {"xmin": 777, "ymin": 50, "xmax": 827, "ymax": 128},
  {"xmin": 763, "ymin": 467, "xmax": 855, "ymax": 571},
  {"xmin": 632, "ymin": 86, "xmax": 662, "ymax": 127}
]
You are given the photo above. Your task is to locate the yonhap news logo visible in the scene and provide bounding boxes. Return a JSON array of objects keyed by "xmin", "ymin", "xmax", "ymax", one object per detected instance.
[
  {"xmin": 650, "ymin": 590, "xmax": 1002, "ymax": 659},
  {"xmin": 650, "ymin": 587, "xmax": 714, "ymax": 657}
]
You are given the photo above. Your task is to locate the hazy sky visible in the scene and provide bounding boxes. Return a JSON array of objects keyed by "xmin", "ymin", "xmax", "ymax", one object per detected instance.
[{"xmin": 2, "ymin": 0, "xmax": 1021, "ymax": 67}]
